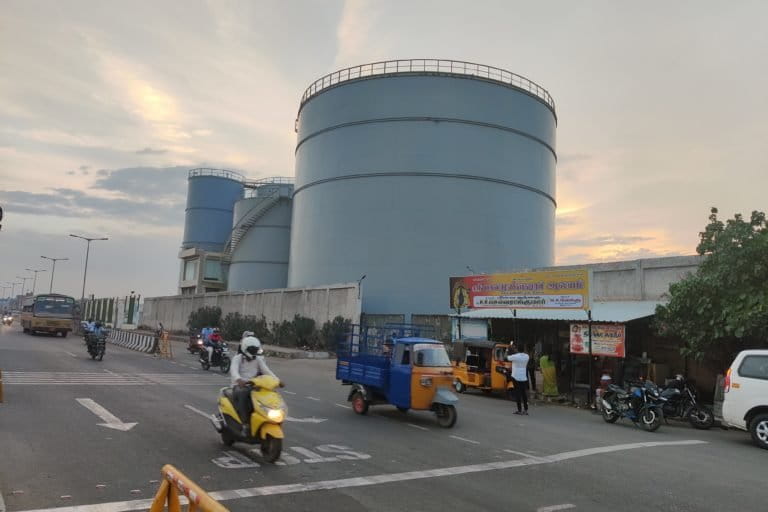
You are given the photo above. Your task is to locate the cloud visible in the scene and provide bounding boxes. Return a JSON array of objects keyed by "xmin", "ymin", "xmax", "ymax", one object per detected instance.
[
  {"xmin": 96, "ymin": 169, "xmax": 109, "ymax": 176},
  {"xmin": 136, "ymin": 147, "xmax": 168, "ymax": 155},
  {"xmin": 66, "ymin": 170, "xmax": 75, "ymax": 175},
  {"xmin": 559, "ymin": 153, "xmax": 592, "ymax": 163},
  {"xmin": 79, "ymin": 165, "xmax": 90, "ymax": 171},
  {"xmin": 81, "ymin": 168, "xmax": 89, "ymax": 175},
  {"xmin": 90, "ymin": 165, "xmax": 189, "ymax": 202},
  {"xmin": 561, "ymin": 235, "xmax": 655, "ymax": 247}
]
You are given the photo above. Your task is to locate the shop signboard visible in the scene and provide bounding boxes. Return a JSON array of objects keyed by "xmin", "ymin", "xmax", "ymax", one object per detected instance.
[
  {"xmin": 569, "ymin": 323, "xmax": 625, "ymax": 358},
  {"xmin": 450, "ymin": 269, "xmax": 589, "ymax": 310}
]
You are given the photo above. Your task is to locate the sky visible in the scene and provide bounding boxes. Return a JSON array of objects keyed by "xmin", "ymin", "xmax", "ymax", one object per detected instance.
[{"xmin": 1, "ymin": 0, "xmax": 766, "ymax": 299}]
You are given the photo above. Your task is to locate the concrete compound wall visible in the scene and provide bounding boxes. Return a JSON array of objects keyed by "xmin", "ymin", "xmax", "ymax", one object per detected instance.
[
  {"xmin": 535, "ymin": 255, "xmax": 703, "ymax": 302},
  {"xmin": 142, "ymin": 283, "xmax": 361, "ymax": 332}
]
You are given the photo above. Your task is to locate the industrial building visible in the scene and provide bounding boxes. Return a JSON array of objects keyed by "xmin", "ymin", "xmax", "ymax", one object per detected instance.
[{"xmin": 179, "ymin": 59, "xmax": 557, "ymax": 316}]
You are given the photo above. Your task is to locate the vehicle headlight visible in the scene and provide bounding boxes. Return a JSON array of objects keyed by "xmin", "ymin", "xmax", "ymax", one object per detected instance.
[
  {"xmin": 266, "ymin": 408, "xmax": 285, "ymax": 422},
  {"xmin": 420, "ymin": 376, "xmax": 433, "ymax": 387}
]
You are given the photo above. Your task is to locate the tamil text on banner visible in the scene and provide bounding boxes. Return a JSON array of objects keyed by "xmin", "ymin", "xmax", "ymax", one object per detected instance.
[
  {"xmin": 569, "ymin": 323, "xmax": 626, "ymax": 358},
  {"xmin": 450, "ymin": 269, "xmax": 589, "ymax": 310}
]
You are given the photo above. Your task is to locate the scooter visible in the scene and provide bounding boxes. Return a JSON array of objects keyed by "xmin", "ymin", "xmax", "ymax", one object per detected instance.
[
  {"xmin": 85, "ymin": 332, "xmax": 106, "ymax": 361},
  {"xmin": 200, "ymin": 342, "xmax": 231, "ymax": 373},
  {"xmin": 211, "ymin": 375, "xmax": 286, "ymax": 463},
  {"xmin": 188, "ymin": 333, "xmax": 204, "ymax": 354}
]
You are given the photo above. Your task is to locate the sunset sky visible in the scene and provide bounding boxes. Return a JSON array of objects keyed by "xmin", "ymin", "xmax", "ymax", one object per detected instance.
[{"xmin": 1, "ymin": 0, "xmax": 765, "ymax": 299}]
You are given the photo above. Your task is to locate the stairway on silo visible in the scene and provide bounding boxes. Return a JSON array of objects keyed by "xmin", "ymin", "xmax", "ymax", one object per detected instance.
[{"xmin": 222, "ymin": 189, "xmax": 282, "ymax": 262}]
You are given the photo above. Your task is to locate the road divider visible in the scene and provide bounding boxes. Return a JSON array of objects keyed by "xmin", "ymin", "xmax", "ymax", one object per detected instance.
[{"xmin": 108, "ymin": 329, "xmax": 156, "ymax": 354}]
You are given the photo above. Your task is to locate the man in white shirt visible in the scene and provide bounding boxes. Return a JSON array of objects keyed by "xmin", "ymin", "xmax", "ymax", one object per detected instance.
[
  {"xmin": 507, "ymin": 342, "xmax": 530, "ymax": 415},
  {"xmin": 230, "ymin": 336, "xmax": 280, "ymax": 436}
]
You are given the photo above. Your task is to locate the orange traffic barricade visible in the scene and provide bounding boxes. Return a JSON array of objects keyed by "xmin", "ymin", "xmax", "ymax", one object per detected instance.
[{"xmin": 150, "ymin": 464, "xmax": 228, "ymax": 512}]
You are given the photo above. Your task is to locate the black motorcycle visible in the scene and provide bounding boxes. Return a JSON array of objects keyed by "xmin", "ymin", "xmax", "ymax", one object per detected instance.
[
  {"xmin": 200, "ymin": 342, "xmax": 231, "ymax": 373},
  {"xmin": 659, "ymin": 376, "xmax": 714, "ymax": 430},
  {"xmin": 85, "ymin": 332, "xmax": 106, "ymax": 361},
  {"xmin": 601, "ymin": 379, "xmax": 663, "ymax": 432}
]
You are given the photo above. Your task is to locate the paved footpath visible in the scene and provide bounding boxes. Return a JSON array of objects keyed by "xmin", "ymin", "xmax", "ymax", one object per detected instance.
[{"xmin": 0, "ymin": 324, "xmax": 765, "ymax": 512}]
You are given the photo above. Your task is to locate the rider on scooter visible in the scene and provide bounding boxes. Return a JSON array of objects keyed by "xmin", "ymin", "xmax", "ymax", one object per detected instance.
[
  {"xmin": 230, "ymin": 336, "xmax": 281, "ymax": 437},
  {"xmin": 204, "ymin": 328, "xmax": 223, "ymax": 363}
]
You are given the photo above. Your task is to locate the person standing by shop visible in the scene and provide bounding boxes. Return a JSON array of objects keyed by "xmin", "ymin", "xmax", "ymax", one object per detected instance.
[{"xmin": 507, "ymin": 342, "xmax": 530, "ymax": 415}]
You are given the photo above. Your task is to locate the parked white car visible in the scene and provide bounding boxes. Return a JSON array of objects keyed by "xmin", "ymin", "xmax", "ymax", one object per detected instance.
[{"xmin": 722, "ymin": 349, "xmax": 768, "ymax": 450}]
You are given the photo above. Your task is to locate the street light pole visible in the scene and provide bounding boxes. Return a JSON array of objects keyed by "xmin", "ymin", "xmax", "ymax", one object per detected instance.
[
  {"xmin": 25, "ymin": 268, "xmax": 46, "ymax": 295},
  {"xmin": 16, "ymin": 275, "xmax": 32, "ymax": 296},
  {"xmin": 41, "ymin": 256, "xmax": 68, "ymax": 293},
  {"xmin": 69, "ymin": 234, "xmax": 108, "ymax": 302}
]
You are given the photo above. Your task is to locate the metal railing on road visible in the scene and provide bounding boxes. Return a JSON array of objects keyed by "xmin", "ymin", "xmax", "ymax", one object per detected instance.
[{"xmin": 299, "ymin": 59, "xmax": 556, "ymax": 113}]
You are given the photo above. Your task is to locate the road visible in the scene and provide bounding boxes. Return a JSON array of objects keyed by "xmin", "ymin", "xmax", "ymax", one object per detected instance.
[{"xmin": 0, "ymin": 323, "xmax": 764, "ymax": 512}]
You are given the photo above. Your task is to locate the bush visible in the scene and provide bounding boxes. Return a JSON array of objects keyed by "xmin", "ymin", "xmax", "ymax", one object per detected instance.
[
  {"xmin": 221, "ymin": 312, "xmax": 271, "ymax": 342},
  {"xmin": 320, "ymin": 316, "xmax": 351, "ymax": 351},
  {"xmin": 187, "ymin": 306, "xmax": 222, "ymax": 331},
  {"xmin": 292, "ymin": 314, "xmax": 316, "ymax": 349},
  {"xmin": 271, "ymin": 320, "xmax": 293, "ymax": 347}
]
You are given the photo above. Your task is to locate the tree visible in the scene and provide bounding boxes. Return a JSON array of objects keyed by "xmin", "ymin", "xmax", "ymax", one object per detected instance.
[
  {"xmin": 187, "ymin": 306, "xmax": 222, "ymax": 331},
  {"xmin": 655, "ymin": 208, "xmax": 768, "ymax": 363},
  {"xmin": 320, "ymin": 316, "xmax": 351, "ymax": 351}
]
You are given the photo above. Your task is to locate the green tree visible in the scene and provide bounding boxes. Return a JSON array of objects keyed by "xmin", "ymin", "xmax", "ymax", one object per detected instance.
[
  {"xmin": 655, "ymin": 208, "xmax": 768, "ymax": 363},
  {"xmin": 187, "ymin": 306, "xmax": 222, "ymax": 332},
  {"xmin": 319, "ymin": 316, "xmax": 352, "ymax": 351}
]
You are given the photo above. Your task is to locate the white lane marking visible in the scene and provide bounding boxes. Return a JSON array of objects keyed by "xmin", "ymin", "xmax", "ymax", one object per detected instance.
[
  {"xmin": 286, "ymin": 416, "xmax": 327, "ymax": 423},
  {"xmin": 0, "ymin": 488, "xmax": 6, "ymax": 512},
  {"xmin": 450, "ymin": 435, "xmax": 480, "ymax": 445},
  {"xmin": 504, "ymin": 449, "xmax": 543, "ymax": 460},
  {"xmin": 407, "ymin": 423, "xmax": 429, "ymax": 431},
  {"xmin": 334, "ymin": 403, "xmax": 351, "ymax": 409},
  {"xmin": 65, "ymin": 351, "xmax": 77, "ymax": 358},
  {"xmin": 103, "ymin": 369, "xmax": 117, "ymax": 375},
  {"xmin": 212, "ymin": 451, "xmax": 260, "ymax": 469},
  {"xmin": 13, "ymin": 440, "xmax": 707, "ymax": 512},
  {"xmin": 283, "ymin": 390, "xmax": 296, "ymax": 395},
  {"xmin": 305, "ymin": 396, "xmax": 321, "ymax": 401},
  {"xmin": 289, "ymin": 446, "xmax": 338, "ymax": 463},
  {"xmin": 538, "ymin": 505, "xmax": 576, "ymax": 512},
  {"xmin": 76, "ymin": 398, "xmax": 138, "ymax": 431},
  {"xmin": 184, "ymin": 404, "xmax": 214, "ymax": 420}
]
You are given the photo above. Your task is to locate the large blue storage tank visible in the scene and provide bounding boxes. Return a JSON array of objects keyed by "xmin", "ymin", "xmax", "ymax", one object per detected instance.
[
  {"xmin": 228, "ymin": 180, "xmax": 294, "ymax": 291},
  {"xmin": 288, "ymin": 60, "xmax": 557, "ymax": 315},
  {"xmin": 182, "ymin": 168, "xmax": 244, "ymax": 252}
]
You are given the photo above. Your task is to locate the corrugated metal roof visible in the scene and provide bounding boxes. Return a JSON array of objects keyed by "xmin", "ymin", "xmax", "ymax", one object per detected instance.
[{"xmin": 455, "ymin": 301, "xmax": 664, "ymax": 323}]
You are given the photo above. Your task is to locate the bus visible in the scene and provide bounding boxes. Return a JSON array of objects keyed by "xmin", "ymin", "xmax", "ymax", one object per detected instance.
[{"xmin": 21, "ymin": 294, "xmax": 77, "ymax": 337}]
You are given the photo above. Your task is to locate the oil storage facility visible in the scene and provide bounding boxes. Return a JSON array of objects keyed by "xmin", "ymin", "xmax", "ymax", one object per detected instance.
[{"xmin": 178, "ymin": 59, "xmax": 557, "ymax": 317}]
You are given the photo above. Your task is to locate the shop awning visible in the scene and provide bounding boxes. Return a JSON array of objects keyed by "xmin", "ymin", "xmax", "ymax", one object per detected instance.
[{"xmin": 455, "ymin": 301, "xmax": 665, "ymax": 323}]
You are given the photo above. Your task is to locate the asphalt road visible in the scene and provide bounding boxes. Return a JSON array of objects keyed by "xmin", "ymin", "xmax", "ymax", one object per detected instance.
[{"xmin": 0, "ymin": 323, "xmax": 765, "ymax": 512}]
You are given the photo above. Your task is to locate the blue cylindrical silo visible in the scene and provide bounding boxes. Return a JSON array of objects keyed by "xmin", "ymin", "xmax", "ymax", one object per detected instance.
[
  {"xmin": 228, "ymin": 180, "xmax": 294, "ymax": 291},
  {"xmin": 288, "ymin": 60, "xmax": 557, "ymax": 315},
  {"xmin": 182, "ymin": 169, "xmax": 244, "ymax": 252}
]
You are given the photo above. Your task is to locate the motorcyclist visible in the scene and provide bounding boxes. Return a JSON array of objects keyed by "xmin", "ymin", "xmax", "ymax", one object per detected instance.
[
  {"xmin": 204, "ymin": 328, "xmax": 223, "ymax": 363},
  {"xmin": 230, "ymin": 336, "xmax": 280, "ymax": 437},
  {"xmin": 86, "ymin": 321, "xmax": 103, "ymax": 351}
]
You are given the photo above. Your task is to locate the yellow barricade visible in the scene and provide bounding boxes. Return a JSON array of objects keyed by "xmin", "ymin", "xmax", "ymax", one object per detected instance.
[{"xmin": 150, "ymin": 464, "xmax": 228, "ymax": 512}]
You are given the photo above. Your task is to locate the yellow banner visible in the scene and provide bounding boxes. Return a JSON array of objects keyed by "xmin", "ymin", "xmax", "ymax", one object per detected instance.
[{"xmin": 450, "ymin": 269, "xmax": 589, "ymax": 310}]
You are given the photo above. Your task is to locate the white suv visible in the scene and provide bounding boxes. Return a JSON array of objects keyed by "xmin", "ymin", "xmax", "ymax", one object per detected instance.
[{"xmin": 722, "ymin": 349, "xmax": 768, "ymax": 449}]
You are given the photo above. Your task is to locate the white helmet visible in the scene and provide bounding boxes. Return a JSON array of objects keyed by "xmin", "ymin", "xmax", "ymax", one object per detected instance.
[
  {"xmin": 241, "ymin": 330, "xmax": 255, "ymax": 340},
  {"xmin": 241, "ymin": 336, "xmax": 263, "ymax": 361}
]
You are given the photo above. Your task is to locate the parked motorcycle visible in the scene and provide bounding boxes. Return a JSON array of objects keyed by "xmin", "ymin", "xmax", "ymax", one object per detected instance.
[
  {"xmin": 200, "ymin": 342, "xmax": 231, "ymax": 373},
  {"xmin": 188, "ymin": 332, "xmax": 204, "ymax": 354},
  {"xmin": 601, "ymin": 379, "xmax": 663, "ymax": 432},
  {"xmin": 211, "ymin": 375, "xmax": 286, "ymax": 462},
  {"xmin": 85, "ymin": 332, "xmax": 107, "ymax": 361},
  {"xmin": 659, "ymin": 376, "xmax": 714, "ymax": 429}
]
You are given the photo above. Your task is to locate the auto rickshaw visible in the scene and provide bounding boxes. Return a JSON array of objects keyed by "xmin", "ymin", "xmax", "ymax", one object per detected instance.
[
  {"xmin": 336, "ymin": 324, "xmax": 459, "ymax": 427},
  {"xmin": 451, "ymin": 339, "xmax": 515, "ymax": 398}
]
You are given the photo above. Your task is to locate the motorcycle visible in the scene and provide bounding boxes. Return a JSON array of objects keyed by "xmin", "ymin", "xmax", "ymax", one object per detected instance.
[
  {"xmin": 211, "ymin": 375, "xmax": 286, "ymax": 463},
  {"xmin": 200, "ymin": 342, "xmax": 231, "ymax": 373},
  {"xmin": 659, "ymin": 376, "xmax": 714, "ymax": 429},
  {"xmin": 188, "ymin": 332, "xmax": 204, "ymax": 354},
  {"xmin": 2, "ymin": 314, "xmax": 12, "ymax": 326},
  {"xmin": 601, "ymin": 379, "xmax": 663, "ymax": 432},
  {"xmin": 85, "ymin": 331, "xmax": 107, "ymax": 361}
]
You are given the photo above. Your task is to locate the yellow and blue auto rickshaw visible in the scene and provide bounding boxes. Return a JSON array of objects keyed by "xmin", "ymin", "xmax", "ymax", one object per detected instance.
[
  {"xmin": 336, "ymin": 324, "xmax": 458, "ymax": 427},
  {"xmin": 451, "ymin": 339, "xmax": 515, "ymax": 398}
]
